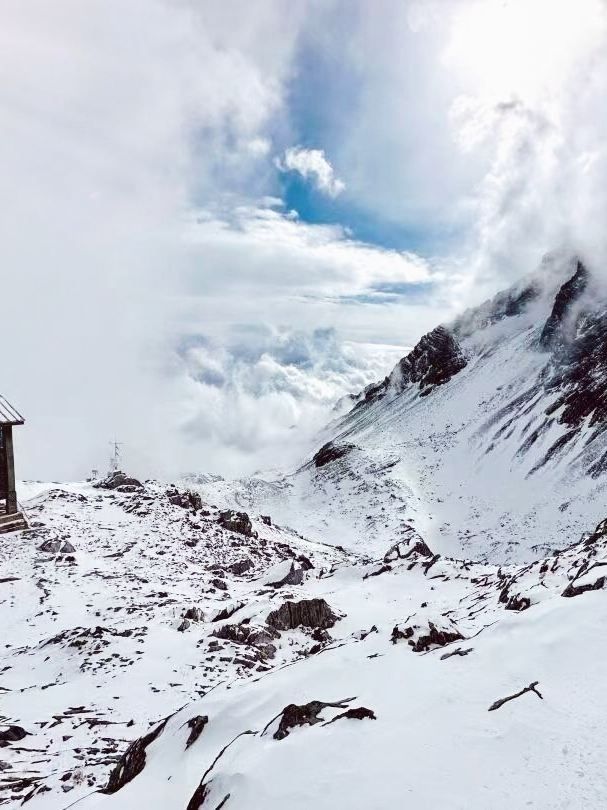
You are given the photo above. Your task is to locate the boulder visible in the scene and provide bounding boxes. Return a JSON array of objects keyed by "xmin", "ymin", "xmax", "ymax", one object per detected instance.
[
  {"xmin": 94, "ymin": 471, "xmax": 143, "ymax": 492},
  {"xmin": 262, "ymin": 560, "xmax": 305, "ymax": 588},
  {"xmin": 102, "ymin": 716, "xmax": 170, "ymax": 793},
  {"xmin": 0, "ymin": 726, "xmax": 29, "ymax": 746},
  {"xmin": 312, "ymin": 442, "xmax": 356, "ymax": 468},
  {"xmin": 266, "ymin": 598, "xmax": 338, "ymax": 631},
  {"xmin": 213, "ymin": 623, "xmax": 279, "ymax": 659},
  {"xmin": 166, "ymin": 487, "xmax": 203, "ymax": 511},
  {"xmin": 228, "ymin": 558, "xmax": 254, "ymax": 576},
  {"xmin": 183, "ymin": 607, "xmax": 205, "ymax": 623},
  {"xmin": 38, "ymin": 538, "xmax": 76, "ymax": 554},
  {"xmin": 218, "ymin": 510, "xmax": 254, "ymax": 537},
  {"xmin": 391, "ymin": 612, "xmax": 464, "ymax": 653}
]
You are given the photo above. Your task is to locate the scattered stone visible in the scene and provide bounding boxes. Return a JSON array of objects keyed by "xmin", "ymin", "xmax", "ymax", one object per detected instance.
[
  {"xmin": 183, "ymin": 607, "xmax": 205, "ymax": 623},
  {"xmin": 102, "ymin": 715, "xmax": 170, "ymax": 793},
  {"xmin": 504, "ymin": 593, "xmax": 531, "ymax": 611},
  {"xmin": 488, "ymin": 681, "xmax": 543, "ymax": 712},
  {"xmin": 391, "ymin": 614, "xmax": 464, "ymax": 653},
  {"xmin": 228, "ymin": 558, "xmax": 254, "ymax": 576},
  {"xmin": 177, "ymin": 618, "xmax": 191, "ymax": 633},
  {"xmin": 211, "ymin": 577, "xmax": 228, "ymax": 591},
  {"xmin": 211, "ymin": 602, "xmax": 246, "ymax": 622},
  {"xmin": 166, "ymin": 486, "xmax": 203, "ymax": 511},
  {"xmin": 266, "ymin": 598, "xmax": 339, "ymax": 631},
  {"xmin": 213, "ymin": 623, "xmax": 279, "ymax": 659},
  {"xmin": 297, "ymin": 554, "xmax": 314, "ymax": 570},
  {"xmin": 264, "ymin": 560, "xmax": 305, "ymax": 588},
  {"xmin": 384, "ymin": 531, "xmax": 433, "ymax": 563},
  {"xmin": 218, "ymin": 510, "xmax": 255, "ymax": 538},
  {"xmin": 185, "ymin": 715, "xmax": 208, "ymax": 749},
  {"xmin": 38, "ymin": 538, "xmax": 76, "ymax": 554},
  {"xmin": 440, "ymin": 647, "xmax": 474, "ymax": 660},
  {"xmin": 94, "ymin": 471, "xmax": 143, "ymax": 492},
  {"xmin": 323, "ymin": 706, "xmax": 376, "ymax": 725},
  {"xmin": 260, "ymin": 515, "xmax": 272, "ymax": 526},
  {"xmin": 0, "ymin": 725, "xmax": 29, "ymax": 746},
  {"xmin": 312, "ymin": 442, "xmax": 356, "ymax": 468},
  {"xmin": 268, "ymin": 698, "xmax": 355, "ymax": 740},
  {"xmin": 562, "ymin": 571, "xmax": 606, "ymax": 598}
]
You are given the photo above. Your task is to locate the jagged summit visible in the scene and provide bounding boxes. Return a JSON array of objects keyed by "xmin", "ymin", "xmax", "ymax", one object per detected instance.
[
  {"xmin": 539, "ymin": 259, "xmax": 589, "ymax": 350},
  {"xmin": 196, "ymin": 253, "xmax": 607, "ymax": 564}
]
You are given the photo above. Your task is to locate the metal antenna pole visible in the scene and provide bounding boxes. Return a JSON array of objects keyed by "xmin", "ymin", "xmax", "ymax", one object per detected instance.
[{"xmin": 108, "ymin": 439, "xmax": 123, "ymax": 473}]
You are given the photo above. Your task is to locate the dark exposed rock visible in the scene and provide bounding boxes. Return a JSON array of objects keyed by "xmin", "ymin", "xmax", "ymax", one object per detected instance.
[
  {"xmin": 297, "ymin": 554, "xmax": 314, "ymax": 570},
  {"xmin": 266, "ymin": 561, "xmax": 305, "ymax": 588},
  {"xmin": 211, "ymin": 577, "xmax": 228, "ymax": 591},
  {"xmin": 394, "ymin": 325, "xmax": 467, "ymax": 395},
  {"xmin": 504, "ymin": 594, "xmax": 531, "ymax": 611},
  {"xmin": 266, "ymin": 598, "xmax": 339, "ymax": 631},
  {"xmin": 38, "ymin": 538, "xmax": 75, "ymax": 554},
  {"xmin": 562, "ymin": 575, "xmax": 606, "ymax": 598},
  {"xmin": 440, "ymin": 647, "xmax": 474, "ymax": 660},
  {"xmin": 452, "ymin": 279, "xmax": 541, "ymax": 336},
  {"xmin": 186, "ymin": 782, "xmax": 209, "ymax": 810},
  {"xmin": 227, "ymin": 558, "xmax": 254, "ymax": 576},
  {"xmin": 94, "ymin": 471, "xmax": 143, "ymax": 492},
  {"xmin": 313, "ymin": 442, "xmax": 356, "ymax": 468},
  {"xmin": 185, "ymin": 715, "xmax": 208, "ymax": 750},
  {"xmin": 323, "ymin": 706, "xmax": 376, "ymax": 725},
  {"xmin": 102, "ymin": 716, "xmax": 170, "ymax": 793},
  {"xmin": 0, "ymin": 725, "xmax": 29, "ymax": 746},
  {"xmin": 391, "ymin": 617, "xmax": 464, "ymax": 653},
  {"xmin": 539, "ymin": 260, "xmax": 588, "ymax": 350},
  {"xmin": 360, "ymin": 326, "xmax": 467, "ymax": 406},
  {"xmin": 488, "ymin": 681, "xmax": 543, "ymax": 712},
  {"xmin": 213, "ymin": 623, "xmax": 279, "ymax": 659},
  {"xmin": 211, "ymin": 601, "xmax": 245, "ymax": 622},
  {"xmin": 260, "ymin": 515, "xmax": 272, "ymax": 526},
  {"xmin": 166, "ymin": 487, "xmax": 203, "ymax": 511},
  {"xmin": 177, "ymin": 618, "xmax": 191, "ymax": 632},
  {"xmin": 183, "ymin": 607, "xmax": 205, "ymax": 622},
  {"xmin": 270, "ymin": 698, "xmax": 354, "ymax": 740},
  {"xmin": 384, "ymin": 533, "xmax": 433, "ymax": 563},
  {"xmin": 363, "ymin": 563, "xmax": 392, "ymax": 579},
  {"xmin": 218, "ymin": 510, "xmax": 254, "ymax": 537}
]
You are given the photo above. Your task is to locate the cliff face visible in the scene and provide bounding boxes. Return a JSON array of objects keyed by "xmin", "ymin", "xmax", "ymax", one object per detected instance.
[{"xmin": 539, "ymin": 259, "xmax": 589, "ymax": 350}]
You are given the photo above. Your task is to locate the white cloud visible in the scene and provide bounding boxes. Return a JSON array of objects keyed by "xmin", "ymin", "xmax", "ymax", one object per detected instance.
[
  {"xmin": 172, "ymin": 326, "xmax": 404, "ymax": 477},
  {"xmin": 276, "ymin": 146, "xmax": 345, "ymax": 197},
  {"xmin": 5, "ymin": 0, "xmax": 606, "ymax": 481}
]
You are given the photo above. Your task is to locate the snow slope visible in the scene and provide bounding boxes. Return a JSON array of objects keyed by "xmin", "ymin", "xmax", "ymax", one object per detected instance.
[
  {"xmin": 197, "ymin": 253, "xmax": 607, "ymax": 563},
  {"xmin": 3, "ymin": 479, "xmax": 606, "ymax": 807},
  {"xmin": 4, "ymin": 253, "xmax": 607, "ymax": 808}
]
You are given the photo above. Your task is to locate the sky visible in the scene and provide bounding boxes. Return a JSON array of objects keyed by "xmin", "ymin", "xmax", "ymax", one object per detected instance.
[{"xmin": 2, "ymin": 0, "xmax": 607, "ymax": 480}]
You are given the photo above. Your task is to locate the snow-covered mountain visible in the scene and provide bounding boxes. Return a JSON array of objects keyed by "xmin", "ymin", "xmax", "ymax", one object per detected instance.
[
  {"xmin": 197, "ymin": 253, "xmax": 607, "ymax": 563},
  {"xmin": 4, "ymin": 253, "xmax": 607, "ymax": 808}
]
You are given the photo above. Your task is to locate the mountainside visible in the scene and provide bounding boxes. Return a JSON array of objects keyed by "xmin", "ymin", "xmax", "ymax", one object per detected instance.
[
  {"xmin": 5, "ymin": 254, "xmax": 607, "ymax": 808},
  {"xmin": 3, "ymin": 479, "xmax": 607, "ymax": 808},
  {"xmin": 198, "ymin": 253, "xmax": 607, "ymax": 563}
]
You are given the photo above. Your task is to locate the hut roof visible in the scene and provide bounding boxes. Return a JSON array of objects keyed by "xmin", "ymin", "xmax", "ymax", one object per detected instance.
[{"xmin": 0, "ymin": 395, "xmax": 24, "ymax": 426}]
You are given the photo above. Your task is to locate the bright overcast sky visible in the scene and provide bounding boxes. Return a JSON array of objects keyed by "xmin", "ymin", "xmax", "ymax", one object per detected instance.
[{"xmin": 2, "ymin": 0, "xmax": 607, "ymax": 479}]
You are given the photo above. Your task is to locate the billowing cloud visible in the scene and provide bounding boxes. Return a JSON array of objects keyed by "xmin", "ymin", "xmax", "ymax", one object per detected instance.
[
  {"xmin": 171, "ymin": 326, "xmax": 404, "ymax": 477},
  {"xmin": 3, "ymin": 0, "xmax": 607, "ymax": 482},
  {"xmin": 276, "ymin": 146, "xmax": 345, "ymax": 197}
]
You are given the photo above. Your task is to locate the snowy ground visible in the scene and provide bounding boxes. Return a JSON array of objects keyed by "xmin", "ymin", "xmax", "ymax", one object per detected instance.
[{"xmin": 2, "ymin": 479, "xmax": 607, "ymax": 808}]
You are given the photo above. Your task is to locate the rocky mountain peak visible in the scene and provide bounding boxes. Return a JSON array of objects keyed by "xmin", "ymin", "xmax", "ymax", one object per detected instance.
[{"xmin": 539, "ymin": 259, "xmax": 589, "ymax": 350}]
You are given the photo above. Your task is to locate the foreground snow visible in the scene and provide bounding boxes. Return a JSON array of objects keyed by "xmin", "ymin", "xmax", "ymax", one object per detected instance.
[{"xmin": 2, "ymin": 480, "xmax": 607, "ymax": 808}]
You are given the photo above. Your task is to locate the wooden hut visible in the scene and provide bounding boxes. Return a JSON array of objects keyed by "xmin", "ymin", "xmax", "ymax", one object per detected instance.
[{"xmin": 0, "ymin": 395, "xmax": 27, "ymax": 533}]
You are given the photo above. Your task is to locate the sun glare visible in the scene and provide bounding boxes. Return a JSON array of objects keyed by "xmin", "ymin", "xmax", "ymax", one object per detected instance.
[{"xmin": 445, "ymin": 0, "xmax": 606, "ymax": 104}]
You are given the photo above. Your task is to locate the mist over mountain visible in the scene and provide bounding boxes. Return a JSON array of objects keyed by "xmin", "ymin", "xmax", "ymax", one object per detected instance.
[{"xmin": 4, "ymin": 2, "xmax": 607, "ymax": 809}]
